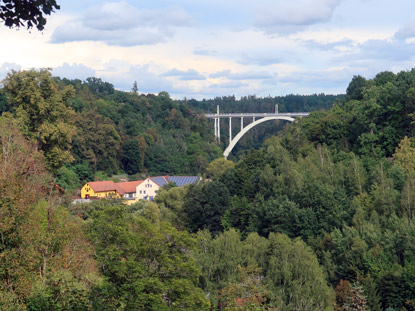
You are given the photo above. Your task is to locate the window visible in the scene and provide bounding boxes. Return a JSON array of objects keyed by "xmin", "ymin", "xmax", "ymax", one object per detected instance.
[
  {"xmin": 149, "ymin": 196, "xmax": 154, "ymax": 200},
  {"xmin": 139, "ymin": 190, "xmax": 142, "ymax": 194},
  {"xmin": 144, "ymin": 190, "xmax": 146, "ymax": 194}
]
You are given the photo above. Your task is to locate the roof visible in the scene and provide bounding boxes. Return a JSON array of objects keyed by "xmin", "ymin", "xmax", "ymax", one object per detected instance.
[
  {"xmin": 167, "ymin": 176, "xmax": 200, "ymax": 186},
  {"xmin": 149, "ymin": 176, "xmax": 200, "ymax": 187},
  {"xmin": 87, "ymin": 181, "xmax": 125, "ymax": 195},
  {"xmin": 150, "ymin": 176, "xmax": 169, "ymax": 186},
  {"xmin": 117, "ymin": 180, "xmax": 144, "ymax": 193}
]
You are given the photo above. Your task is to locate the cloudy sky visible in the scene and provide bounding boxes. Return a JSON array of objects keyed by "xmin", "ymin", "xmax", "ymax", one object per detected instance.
[{"xmin": 1, "ymin": 0, "xmax": 415, "ymax": 99}]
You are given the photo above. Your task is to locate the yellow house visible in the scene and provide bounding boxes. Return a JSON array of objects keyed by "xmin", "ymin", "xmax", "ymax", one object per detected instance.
[{"xmin": 81, "ymin": 181, "xmax": 125, "ymax": 199}]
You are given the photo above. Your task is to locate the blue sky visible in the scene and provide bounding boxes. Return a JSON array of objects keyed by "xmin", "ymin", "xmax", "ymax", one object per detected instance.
[{"xmin": 1, "ymin": 0, "xmax": 415, "ymax": 99}]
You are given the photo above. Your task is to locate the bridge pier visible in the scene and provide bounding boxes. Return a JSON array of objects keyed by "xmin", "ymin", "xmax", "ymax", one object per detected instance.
[
  {"xmin": 214, "ymin": 105, "xmax": 220, "ymax": 142},
  {"xmin": 229, "ymin": 117, "xmax": 232, "ymax": 141}
]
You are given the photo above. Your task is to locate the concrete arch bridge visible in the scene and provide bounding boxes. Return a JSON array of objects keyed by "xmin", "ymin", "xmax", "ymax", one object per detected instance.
[{"xmin": 204, "ymin": 106, "xmax": 309, "ymax": 159}]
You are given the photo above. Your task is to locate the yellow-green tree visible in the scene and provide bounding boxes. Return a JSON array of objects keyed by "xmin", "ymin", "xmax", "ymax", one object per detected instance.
[
  {"xmin": 206, "ymin": 158, "xmax": 235, "ymax": 179},
  {"xmin": 394, "ymin": 136, "xmax": 415, "ymax": 218},
  {"xmin": 2, "ymin": 69, "xmax": 76, "ymax": 171}
]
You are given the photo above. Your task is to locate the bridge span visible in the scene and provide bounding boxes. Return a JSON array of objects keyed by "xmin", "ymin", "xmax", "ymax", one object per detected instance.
[{"xmin": 204, "ymin": 105, "xmax": 310, "ymax": 158}]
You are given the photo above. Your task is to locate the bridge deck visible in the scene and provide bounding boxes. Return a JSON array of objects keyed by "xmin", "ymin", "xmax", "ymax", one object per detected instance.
[{"xmin": 204, "ymin": 112, "xmax": 310, "ymax": 118}]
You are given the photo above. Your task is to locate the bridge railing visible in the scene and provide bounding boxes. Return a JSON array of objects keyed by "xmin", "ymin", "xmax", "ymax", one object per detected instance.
[{"xmin": 204, "ymin": 112, "xmax": 310, "ymax": 118}]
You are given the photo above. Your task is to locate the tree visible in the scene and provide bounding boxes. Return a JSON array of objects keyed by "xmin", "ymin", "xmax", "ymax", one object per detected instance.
[
  {"xmin": 121, "ymin": 139, "xmax": 142, "ymax": 175},
  {"xmin": 182, "ymin": 181, "xmax": 230, "ymax": 235},
  {"xmin": 55, "ymin": 166, "xmax": 81, "ymax": 191},
  {"xmin": 0, "ymin": 0, "xmax": 60, "ymax": 30},
  {"xmin": 218, "ymin": 266, "xmax": 277, "ymax": 311},
  {"xmin": 0, "ymin": 115, "xmax": 98, "ymax": 309},
  {"xmin": 0, "ymin": 115, "xmax": 49, "ymax": 306},
  {"xmin": 206, "ymin": 158, "xmax": 235, "ymax": 179},
  {"xmin": 88, "ymin": 204, "xmax": 209, "ymax": 311},
  {"xmin": 264, "ymin": 233, "xmax": 335, "ymax": 311},
  {"xmin": 346, "ymin": 75, "xmax": 367, "ymax": 101},
  {"xmin": 2, "ymin": 69, "xmax": 76, "ymax": 171},
  {"xmin": 71, "ymin": 109, "xmax": 121, "ymax": 174},
  {"xmin": 132, "ymin": 81, "xmax": 138, "ymax": 94}
]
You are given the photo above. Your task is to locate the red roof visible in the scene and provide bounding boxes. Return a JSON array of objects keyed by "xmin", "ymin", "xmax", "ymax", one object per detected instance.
[
  {"xmin": 87, "ymin": 181, "xmax": 126, "ymax": 195},
  {"xmin": 116, "ymin": 180, "xmax": 144, "ymax": 193}
]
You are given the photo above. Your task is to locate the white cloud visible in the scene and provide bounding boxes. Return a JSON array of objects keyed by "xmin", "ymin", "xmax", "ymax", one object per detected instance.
[
  {"xmin": 395, "ymin": 19, "xmax": 415, "ymax": 40},
  {"xmin": 255, "ymin": 0, "xmax": 344, "ymax": 34},
  {"xmin": 238, "ymin": 52, "xmax": 284, "ymax": 66},
  {"xmin": 82, "ymin": 1, "xmax": 141, "ymax": 31},
  {"xmin": 162, "ymin": 68, "xmax": 206, "ymax": 80},
  {"xmin": 0, "ymin": 62, "xmax": 22, "ymax": 82},
  {"xmin": 193, "ymin": 48, "xmax": 217, "ymax": 56},
  {"xmin": 209, "ymin": 70, "xmax": 274, "ymax": 80},
  {"xmin": 98, "ymin": 62, "xmax": 174, "ymax": 94},
  {"xmin": 51, "ymin": 1, "xmax": 194, "ymax": 46},
  {"xmin": 53, "ymin": 63, "xmax": 96, "ymax": 80}
]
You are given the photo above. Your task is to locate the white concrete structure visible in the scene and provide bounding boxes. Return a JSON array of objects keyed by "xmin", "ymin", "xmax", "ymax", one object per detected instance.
[{"xmin": 136, "ymin": 177, "xmax": 160, "ymax": 201}]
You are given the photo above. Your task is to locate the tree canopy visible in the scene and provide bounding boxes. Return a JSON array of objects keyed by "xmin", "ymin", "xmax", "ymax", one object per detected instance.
[{"xmin": 0, "ymin": 0, "xmax": 60, "ymax": 30}]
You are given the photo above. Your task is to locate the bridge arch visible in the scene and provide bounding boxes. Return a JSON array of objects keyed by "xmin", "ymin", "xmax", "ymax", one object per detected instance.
[{"xmin": 223, "ymin": 116, "xmax": 295, "ymax": 158}]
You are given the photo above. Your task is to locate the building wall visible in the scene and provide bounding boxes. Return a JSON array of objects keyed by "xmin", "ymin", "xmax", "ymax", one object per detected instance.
[
  {"xmin": 80, "ymin": 183, "xmax": 121, "ymax": 199},
  {"xmin": 135, "ymin": 178, "xmax": 160, "ymax": 200},
  {"xmin": 81, "ymin": 183, "xmax": 96, "ymax": 199},
  {"xmin": 122, "ymin": 192, "xmax": 140, "ymax": 205}
]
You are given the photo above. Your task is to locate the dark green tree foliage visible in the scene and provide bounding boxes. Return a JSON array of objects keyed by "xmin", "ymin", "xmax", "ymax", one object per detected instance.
[
  {"xmin": 222, "ymin": 196, "xmax": 259, "ymax": 236},
  {"xmin": 0, "ymin": 89, "xmax": 10, "ymax": 114},
  {"xmin": 71, "ymin": 109, "xmax": 121, "ymax": 174},
  {"xmin": 88, "ymin": 203, "xmax": 209, "ymax": 311},
  {"xmin": 121, "ymin": 139, "xmax": 142, "ymax": 175},
  {"xmin": 302, "ymin": 69, "xmax": 415, "ymax": 157},
  {"xmin": 182, "ymin": 181, "xmax": 230, "ymax": 235},
  {"xmin": 0, "ymin": 0, "xmax": 60, "ymax": 30},
  {"xmin": 346, "ymin": 75, "xmax": 367, "ymax": 101},
  {"xmin": 85, "ymin": 77, "xmax": 114, "ymax": 96}
]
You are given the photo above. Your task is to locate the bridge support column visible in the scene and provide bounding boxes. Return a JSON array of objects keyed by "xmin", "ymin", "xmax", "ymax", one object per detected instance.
[
  {"xmin": 241, "ymin": 117, "xmax": 243, "ymax": 129},
  {"xmin": 229, "ymin": 117, "xmax": 232, "ymax": 141},
  {"xmin": 215, "ymin": 105, "xmax": 220, "ymax": 142},
  {"xmin": 215, "ymin": 118, "xmax": 220, "ymax": 143}
]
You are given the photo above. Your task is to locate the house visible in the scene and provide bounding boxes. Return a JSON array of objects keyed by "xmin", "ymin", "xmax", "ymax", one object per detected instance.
[
  {"xmin": 81, "ymin": 180, "xmax": 125, "ymax": 199},
  {"xmin": 79, "ymin": 176, "xmax": 201, "ymax": 203},
  {"xmin": 116, "ymin": 180, "xmax": 144, "ymax": 205},
  {"xmin": 135, "ymin": 177, "xmax": 160, "ymax": 201},
  {"xmin": 135, "ymin": 176, "xmax": 202, "ymax": 201}
]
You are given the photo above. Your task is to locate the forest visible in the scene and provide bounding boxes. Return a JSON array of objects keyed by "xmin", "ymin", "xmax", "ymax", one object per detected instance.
[{"xmin": 2, "ymin": 68, "xmax": 415, "ymax": 310}]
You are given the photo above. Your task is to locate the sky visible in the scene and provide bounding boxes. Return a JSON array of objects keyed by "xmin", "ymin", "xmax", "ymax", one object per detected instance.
[{"xmin": 1, "ymin": 0, "xmax": 415, "ymax": 99}]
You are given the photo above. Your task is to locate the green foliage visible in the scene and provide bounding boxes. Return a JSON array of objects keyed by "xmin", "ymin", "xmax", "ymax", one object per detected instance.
[
  {"xmin": 0, "ymin": 0, "xmax": 60, "ymax": 30},
  {"xmin": 264, "ymin": 233, "xmax": 335, "ymax": 311},
  {"xmin": 182, "ymin": 181, "xmax": 230, "ymax": 235},
  {"xmin": 55, "ymin": 166, "xmax": 81, "ymax": 191},
  {"xmin": 88, "ymin": 203, "xmax": 209, "ymax": 311},
  {"xmin": 194, "ymin": 230, "xmax": 334, "ymax": 310},
  {"xmin": 3, "ymin": 69, "xmax": 76, "ymax": 171},
  {"xmin": 121, "ymin": 139, "xmax": 143, "ymax": 175},
  {"xmin": 27, "ymin": 270, "xmax": 92, "ymax": 311},
  {"xmin": 222, "ymin": 196, "xmax": 258, "ymax": 236},
  {"xmin": 346, "ymin": 75, "xmax": 367, "ymax": 101},
  {"xmin": 206, "ymin": 158, "xmax": 235, "ymax": 179}
]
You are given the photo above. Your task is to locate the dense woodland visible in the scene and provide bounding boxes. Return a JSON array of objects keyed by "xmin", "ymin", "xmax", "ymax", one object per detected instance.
[{"xmin": 2, "ymin": 68, "xmax": 415, "ymax": 310}]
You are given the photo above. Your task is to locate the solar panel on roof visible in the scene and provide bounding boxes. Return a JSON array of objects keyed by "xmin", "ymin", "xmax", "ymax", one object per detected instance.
[
  {"xmin": 167, "ymin": 176, "xmax": 199, "ymax": 186},
  {"xmin": 150, "ymin": 176, "xmax": 168, "ymax": 186}
]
